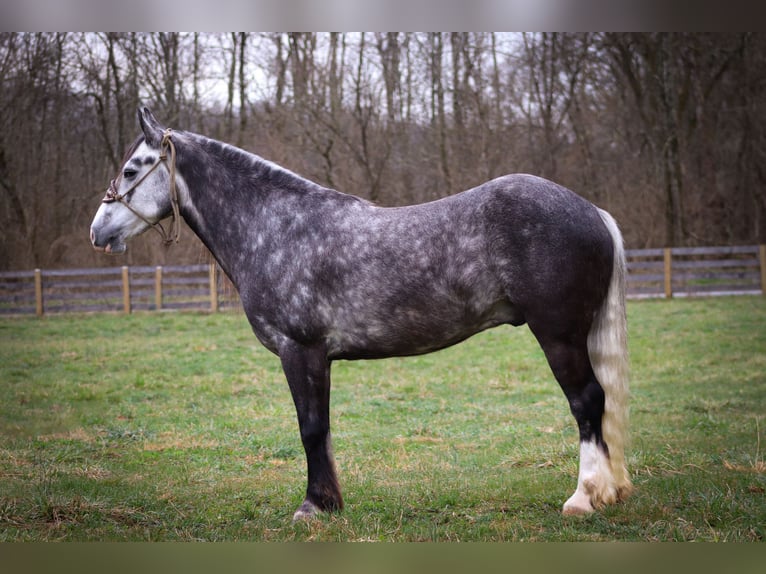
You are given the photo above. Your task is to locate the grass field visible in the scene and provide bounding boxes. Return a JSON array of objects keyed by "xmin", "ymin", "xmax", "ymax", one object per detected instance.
[{"xmin": 0, "ymin": 297, "xmax": 764, "ymax": 541}]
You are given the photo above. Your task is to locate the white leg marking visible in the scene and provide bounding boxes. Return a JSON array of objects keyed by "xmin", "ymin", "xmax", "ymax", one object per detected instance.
[{"xmin": 563, "ymin": 440, "xmax": 617, "ymax": 515}]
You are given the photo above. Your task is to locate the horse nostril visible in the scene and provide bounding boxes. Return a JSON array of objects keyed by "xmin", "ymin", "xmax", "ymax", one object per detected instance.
[{"xmin": 90, "ymin": 228, "xmax": 96, "ymax": 245}]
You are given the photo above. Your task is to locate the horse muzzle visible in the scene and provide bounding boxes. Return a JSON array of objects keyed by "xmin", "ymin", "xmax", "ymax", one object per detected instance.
[{"xmin": 90, "ymin": 226, "xmax": 127, "ymax": 254}]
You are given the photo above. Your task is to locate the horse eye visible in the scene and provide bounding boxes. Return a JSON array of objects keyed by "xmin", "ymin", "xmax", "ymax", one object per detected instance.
[{"xmin": 123, "ymin": 169, "xmax": 138, "ymax": 179}]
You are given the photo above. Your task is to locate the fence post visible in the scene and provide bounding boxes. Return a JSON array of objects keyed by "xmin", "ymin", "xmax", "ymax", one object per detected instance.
[
  {"xmin": 209, "ymin": 262, "xmax": 219, "ymax": 312},
  {"xmin": 155, "ymin": 266, "xmax": 163, "ymax": 310},
  {"xmin": 121, "ymin": 266, "xmax": 131, "ymax": 314},
  {"xmin": 34, "ymin": 268, "xmax": 43, "ymax": 316},
  {"xmin": 760, "ymin": 244, "xmax": 766, "ymax": 296},
  {"xmin": 663, "ymin": 248, "xmax": 673, "ymax": 299}
]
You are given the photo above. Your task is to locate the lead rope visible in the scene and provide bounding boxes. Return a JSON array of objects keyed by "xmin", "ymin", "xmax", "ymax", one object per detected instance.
[
  {"xmin": 160, "ymin": 129, "xmax": 181, "ymax": 245},
  {"xmin": 102, "ymin": 128, "xmax": 181, "ymax": 245}
]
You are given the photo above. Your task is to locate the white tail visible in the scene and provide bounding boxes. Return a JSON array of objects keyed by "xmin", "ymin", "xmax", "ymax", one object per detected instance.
[{"xmin": 586, "ymin": 209, "xmax": 633, "ymax": 500}]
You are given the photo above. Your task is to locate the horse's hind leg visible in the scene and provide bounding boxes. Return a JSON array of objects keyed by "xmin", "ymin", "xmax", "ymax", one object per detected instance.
[
  {"xmin": 530, "ymin": 329, "xmax": 620, "ymax": 515},
  {"xmin": 279, "ymin": 340, "xmax": 343, "ymax": 521}
]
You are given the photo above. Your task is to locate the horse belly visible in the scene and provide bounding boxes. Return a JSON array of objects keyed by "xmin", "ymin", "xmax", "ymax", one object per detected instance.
[{"xmin": 325, "ymin": 282, "xmax": 519, "ymax": 360}]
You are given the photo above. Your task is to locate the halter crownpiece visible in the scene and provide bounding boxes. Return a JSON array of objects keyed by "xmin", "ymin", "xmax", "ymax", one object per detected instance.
[{"xmin": 102, "ymin": 128, "xmax": 181, "ymax": 245}]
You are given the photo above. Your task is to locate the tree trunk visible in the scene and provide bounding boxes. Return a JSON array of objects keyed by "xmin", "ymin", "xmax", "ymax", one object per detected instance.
[
  {"xmin": 430, "ymin": 33, "xmax": 451, "ymax": 194},
  {"xmin": 237, "ymin": 32, "xmax": 248, "ymax": 146}
]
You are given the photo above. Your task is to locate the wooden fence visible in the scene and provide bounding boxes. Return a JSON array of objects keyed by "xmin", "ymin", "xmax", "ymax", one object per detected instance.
[
  {"xmin": 0, "ymin": 264, "xmax": 240, "ymax": 316},
  {"xmin": 1, "ymin": 245, "xmax": 765, "ymax": 316},
  {"xmin": 626, "ymin": 245, "xmax": 766, "ymax": 299}
]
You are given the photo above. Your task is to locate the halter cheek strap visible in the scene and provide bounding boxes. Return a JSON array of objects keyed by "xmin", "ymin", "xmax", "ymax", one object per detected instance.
[{"xmin": 102, "ymin": 128, "xmax": 181, "ymax": 245}]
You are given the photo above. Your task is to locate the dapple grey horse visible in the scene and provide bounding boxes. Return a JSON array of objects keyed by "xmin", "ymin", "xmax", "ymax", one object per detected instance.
[{"xmin": 90, "ymin": 108, "xmax": 632, "ymax": 520}]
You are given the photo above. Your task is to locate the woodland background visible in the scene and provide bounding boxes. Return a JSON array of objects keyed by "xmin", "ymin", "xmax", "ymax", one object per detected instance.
[{"xmin": 1, "ymin": 32, "xmax": 765, "ymax": 270}]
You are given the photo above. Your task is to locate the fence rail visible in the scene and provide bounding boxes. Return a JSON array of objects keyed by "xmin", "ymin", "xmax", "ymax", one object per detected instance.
[{"xmin": 1, "ymin": 245, "xmax": 765, "ymax": 316}]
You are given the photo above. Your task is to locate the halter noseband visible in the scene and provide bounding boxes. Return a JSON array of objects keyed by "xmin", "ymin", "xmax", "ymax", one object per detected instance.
[{"xmin": 102, "ymin": 128, "xmax": 181, "ymax": 245}]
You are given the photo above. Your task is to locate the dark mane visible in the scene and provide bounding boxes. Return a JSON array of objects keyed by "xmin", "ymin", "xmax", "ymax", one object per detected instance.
[{"xmin": 177, "ymin": 131, "xmax": 366, "ymax": 205}]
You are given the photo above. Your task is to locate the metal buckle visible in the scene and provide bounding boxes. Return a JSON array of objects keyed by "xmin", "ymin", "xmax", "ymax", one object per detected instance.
[{"xmin": 102, "ymin": 180, "xmax": 120, "ymax": 203}]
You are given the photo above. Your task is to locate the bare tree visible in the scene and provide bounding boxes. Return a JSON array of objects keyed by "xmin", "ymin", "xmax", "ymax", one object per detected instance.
[
  {"xmin": 427, "ymin": 32, "xmax": 451, "ymax": 194},
  {"xmin": 516, "ymin": 33, "xmax": 588, "ymax": 180},
  {"xmin": 376, "ymin": 32, "xmax": 402, "ymax": 122}
]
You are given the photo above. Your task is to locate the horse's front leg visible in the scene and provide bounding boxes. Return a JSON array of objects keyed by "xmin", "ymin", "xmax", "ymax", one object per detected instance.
[{"xmin": 279, "ymin": 339, "xmax": 343, "ymax": 521}]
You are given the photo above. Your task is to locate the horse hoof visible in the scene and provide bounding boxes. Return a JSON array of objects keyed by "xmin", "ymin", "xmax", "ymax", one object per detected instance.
[
  {"xmin": 292, "ymin": 500, "xmax": 320, "ymax": 522},
  {"xmin": 562, "ymin": 491, "xmax": 594, "ymax": 516},
  {"xmin": 562, "ymin": 503, "xmax": 594, "ymax": 516}
]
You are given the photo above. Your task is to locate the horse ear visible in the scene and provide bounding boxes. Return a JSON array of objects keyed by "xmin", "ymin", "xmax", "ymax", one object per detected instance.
[{"xmin": 137, "ymin": 106, "xmax": 165, "ymax": 147}]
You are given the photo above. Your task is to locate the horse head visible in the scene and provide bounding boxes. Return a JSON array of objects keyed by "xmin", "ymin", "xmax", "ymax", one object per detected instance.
[{"xmin": 90, "ymin": 107, "xmax": 181, "ymax": 253}]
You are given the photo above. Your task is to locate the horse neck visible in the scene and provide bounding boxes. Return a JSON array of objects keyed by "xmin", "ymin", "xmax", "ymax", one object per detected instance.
[{"xmin": 174, "ymin": 134, "xmax": 321, "ymax": 283}]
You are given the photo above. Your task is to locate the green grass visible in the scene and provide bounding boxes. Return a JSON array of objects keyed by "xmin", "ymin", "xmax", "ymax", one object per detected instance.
[{"xmin": 0, "ymin": 297, "xmax": 764, "ymax": 541}]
